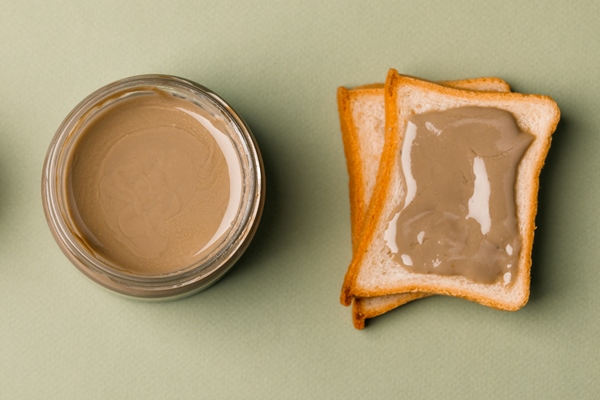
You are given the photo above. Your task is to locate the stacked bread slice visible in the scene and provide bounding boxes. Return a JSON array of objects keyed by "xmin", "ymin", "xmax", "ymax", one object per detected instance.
[{"xmin": 337, "ymin": 70, "xmax": 560, "ymax": 329}]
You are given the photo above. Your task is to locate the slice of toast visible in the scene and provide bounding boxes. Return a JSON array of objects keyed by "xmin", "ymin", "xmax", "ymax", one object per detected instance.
[
  {"xmin": 338, "ymin": 77, "xmax": 511, "ymax": 329},
  {"xmin": 341, "ymin": 70, "xmax": 560, "ymax": 312}
]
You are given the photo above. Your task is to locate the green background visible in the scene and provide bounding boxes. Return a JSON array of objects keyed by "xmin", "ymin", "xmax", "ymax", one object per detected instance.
[{"xmin": 1, "ymin": 1, "xmax": 598, "ymax": 398}]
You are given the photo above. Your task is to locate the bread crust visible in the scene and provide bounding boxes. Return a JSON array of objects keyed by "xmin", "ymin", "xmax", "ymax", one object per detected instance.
[
  {"xmin": 352, "ymin": 292, "xmax": 429, "ymax": 329},
  {"xmin": 340, "ymin": 70, "xmax": 560, "ymax": 312}
]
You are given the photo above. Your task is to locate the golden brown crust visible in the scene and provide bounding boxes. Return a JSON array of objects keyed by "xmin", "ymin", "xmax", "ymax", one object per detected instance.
[
  {"xmin": 352, "ymin": 292, "xmax": 430, "ymax": 329},
  {"xmin": 337, "ymin": 87, "xmax": 365, "ymax": 251},
  {"xmin": 341, "ymin": 70, "xmax": 560, "ymax": 310},
  {"xmin": 439, "ymin": 77, "xmax": 511, "ymax": 93},
  {"xmin": 354, "ymin": 83, "xmax": 385, "ymax": 90}
]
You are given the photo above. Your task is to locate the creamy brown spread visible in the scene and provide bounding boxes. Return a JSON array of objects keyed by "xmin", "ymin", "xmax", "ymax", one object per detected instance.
[
  {"xmin": 384, "ymin": 107, "xmax": 533, "ymax": 285},
  {"xmin": 67, "ymin": 90, "xmax": 233, "ymax": 275}
]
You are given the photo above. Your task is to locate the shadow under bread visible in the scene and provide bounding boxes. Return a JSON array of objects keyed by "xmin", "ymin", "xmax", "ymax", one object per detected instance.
[{"xmin": 529, "ymin": 115, "xmax": 572, "ymax": 305}]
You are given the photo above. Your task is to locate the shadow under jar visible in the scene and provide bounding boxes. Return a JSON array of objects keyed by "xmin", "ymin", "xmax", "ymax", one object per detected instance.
[{"xmin": 43, "ymin": 75, "xmax": 264, "ymax": 299}]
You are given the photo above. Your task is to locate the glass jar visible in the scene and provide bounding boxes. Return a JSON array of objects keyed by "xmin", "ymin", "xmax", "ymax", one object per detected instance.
[{"xmin": 42, "ymin": 75, "xmax": 264, "ymax": 299}]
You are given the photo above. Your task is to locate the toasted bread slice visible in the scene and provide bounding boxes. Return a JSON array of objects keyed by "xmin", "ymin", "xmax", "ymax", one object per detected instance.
[
  {"xmin": 338, "ymin": 78, "xmax": 512, "ymax": 329},
  {"xmin": 341, "ymin": 70, "xmax": 560, "ymax": 311}
]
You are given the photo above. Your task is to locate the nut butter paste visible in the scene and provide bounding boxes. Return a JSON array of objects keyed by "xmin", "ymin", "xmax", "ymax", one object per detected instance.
[
  {"xmin": 67, "ymin": 90, "xmax": 237, "ymax": 275},
  {"xmin": 384, "ymin": 107, "xmax": 533, "ymax": 285}
]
